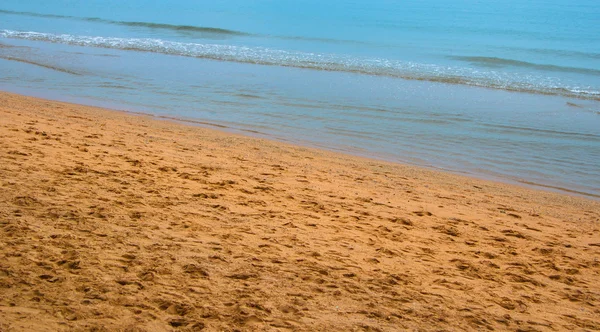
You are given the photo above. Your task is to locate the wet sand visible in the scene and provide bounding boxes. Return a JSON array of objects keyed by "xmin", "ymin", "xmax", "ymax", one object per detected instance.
[{"xmin": 0, "ymin": 91, "xmax": 599, "ymax": 331}]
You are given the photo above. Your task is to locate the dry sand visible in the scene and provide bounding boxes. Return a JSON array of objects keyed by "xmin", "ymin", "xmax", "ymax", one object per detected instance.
[{"xmin": 0, "ymin": 91, "xmax": 599, "ymax": 331}]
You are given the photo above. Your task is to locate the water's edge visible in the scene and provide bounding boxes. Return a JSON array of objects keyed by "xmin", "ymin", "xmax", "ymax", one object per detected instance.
[{"xmin": 4, "ymin": 89, "xmax": 597, "ymax": 200}]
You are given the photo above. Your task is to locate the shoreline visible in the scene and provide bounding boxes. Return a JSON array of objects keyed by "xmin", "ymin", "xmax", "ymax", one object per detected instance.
[
  {"xmin": 1, "ymin": 91, "xmax": 599, "ymax": 330},
  {"xmin": 155, "ymin": 113, "xmax": 600, "ymax": 200},
  {"xmin": 3, "ymin": 87, "xmax": 598, "ymax": 200},
  {"xmin": 153, "ymin": 112, "xmax": 600, "ymax": 200}
]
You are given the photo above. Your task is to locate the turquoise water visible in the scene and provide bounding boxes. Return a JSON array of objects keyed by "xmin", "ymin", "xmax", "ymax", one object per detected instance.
[{"xmin": 1, "ymin": 0, "xmax": 599, "ymax": 197}]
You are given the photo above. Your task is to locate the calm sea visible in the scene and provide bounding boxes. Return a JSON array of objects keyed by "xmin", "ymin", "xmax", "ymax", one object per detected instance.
[{"xmin": 1, "ymin": 0, "xmax": 599, "ymax": 197}]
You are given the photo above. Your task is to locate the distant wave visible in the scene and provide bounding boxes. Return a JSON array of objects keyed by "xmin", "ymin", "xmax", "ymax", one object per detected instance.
[
  {"xmin": 1, "ymin": 29, "xmax": 599, "ymax": 101},
  {"xmin": 0, "ymin": 8, "xmax": 364, "ymax": 45},
  {"xmin": 115, "ymin": 22, "xmax": 249, "ymax": 35},
  {"xmin": 0, "ymin": 9, "xmax": 68, "ymax": 19},
  {"xmin": 4, "ymin": 9, "xmax": 600, "ymax": 59},
  {"xmin": 522, "ymin": 47, "xmax": 600, "ymax": 61},
  {"xmin": 0, "ymin": 9, "xmax": 249, "ymax": 36},
  {"xmin": 453, "ymin": 56, "xmax": 600, "ymax": 76}
]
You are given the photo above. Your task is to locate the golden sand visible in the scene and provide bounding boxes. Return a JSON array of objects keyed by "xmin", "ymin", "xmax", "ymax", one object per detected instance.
[{"xmin": 0, "ymin": 92, "xmax": 599, "ymax": 331}]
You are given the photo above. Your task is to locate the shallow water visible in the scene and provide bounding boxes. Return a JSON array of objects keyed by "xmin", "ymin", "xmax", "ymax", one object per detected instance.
[{"xmin": 1, "ymin": 1, "xmax": 599, "ymax": 196}]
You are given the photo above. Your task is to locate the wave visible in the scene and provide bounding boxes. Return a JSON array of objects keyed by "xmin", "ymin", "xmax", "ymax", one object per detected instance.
[
  {"xmin": 0, "ymin": 55, "xmax": 82, "ymax": 75},
  {"xmin": 1, "ymin": 29, "xmax": 599, "ymax": 101},
  {"xmin": 481, "ymin": 123, "xmax": 600, "ymax": 141},
  {"xmin": 0, "ymin": 8, "xmax": 365, "ymax": 45},
  {"xmin": 0, "ymin": 9, "xmax": 249, "ymax": 36},
  {"xmin": 4, "ymin": 9, "xmax": 600, "ymax": 60},
  {"xmin": 0, "ymin": 41, "xmax": 29, "ymax": 49},
  {"xmin": 452, "ymin": 56, "xmax": 600, "ymax": 76},
  {"xmin": 114, "ymin": 22, "xmax": 249, "ymax": 36},
  {"xmin": 519, "ymin": 47, "xmax": 600, "ymax": 61},
  {"xmin": 0, "ymin": 9, "xmax": 69, "ymax": 19}
]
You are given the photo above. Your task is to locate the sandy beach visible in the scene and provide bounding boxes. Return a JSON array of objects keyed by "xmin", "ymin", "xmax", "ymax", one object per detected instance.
[{"xmin": 0, "ymin": 91, "xmax": 599, "ymax": 331}]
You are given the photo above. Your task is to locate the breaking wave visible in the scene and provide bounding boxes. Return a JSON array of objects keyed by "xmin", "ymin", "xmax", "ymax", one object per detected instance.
[{"xmin": 1, "ymin": 29, "xmax": 599, "ymax": 100}]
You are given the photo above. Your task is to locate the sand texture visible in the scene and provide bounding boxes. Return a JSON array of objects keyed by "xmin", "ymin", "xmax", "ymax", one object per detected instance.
[{"xmin": 0, "ymin": 92, "xmax": 599, "ymax": 331}]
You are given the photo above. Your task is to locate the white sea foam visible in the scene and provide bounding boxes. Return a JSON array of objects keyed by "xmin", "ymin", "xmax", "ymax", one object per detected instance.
[{"xmin": 1, "ymin": 29, "xmax": 599, "ymax": 100}]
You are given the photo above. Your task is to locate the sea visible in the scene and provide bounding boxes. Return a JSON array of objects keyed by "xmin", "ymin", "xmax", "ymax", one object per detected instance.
[{"xmin": 1, "ymin": 0, "xmax": 599, "ymax": 197}]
